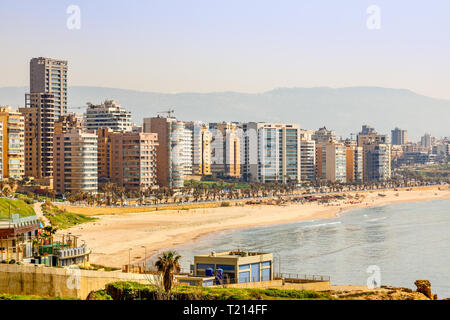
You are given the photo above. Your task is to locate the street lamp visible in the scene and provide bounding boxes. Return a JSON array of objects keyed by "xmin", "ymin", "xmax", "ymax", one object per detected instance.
[
  {"xmin": 274, "ymin": 252, "xmax": 281, "ymax": 278},
  {"xmin": 141, "ymin": 246, "xmax": 147, "ymax": 271},
  {"xmin": 128, "ymin": 248, "xmax": 132, "ymax": 273}
]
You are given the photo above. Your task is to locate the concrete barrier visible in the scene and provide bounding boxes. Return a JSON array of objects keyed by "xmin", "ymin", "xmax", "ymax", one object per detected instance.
[
  {"xmin": 0, "ymin": 264, "xmax": 160, "ymax": 299},
  {"xmin": 219, "ymin": 279, "xmax": 330, "ymax": 291}
]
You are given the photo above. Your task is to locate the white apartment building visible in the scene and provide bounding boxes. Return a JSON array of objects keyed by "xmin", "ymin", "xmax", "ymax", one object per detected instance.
[
  {"xmin": 84, "ymin": 100, "xmax": 132, "ymax": 132},
  {"xmin": 243, "ymin": 122, "xmax": 301, "ymax": 183},
  {"xmin": 53, "ymin": 128, "xmax": 98, "ymax": 194}
]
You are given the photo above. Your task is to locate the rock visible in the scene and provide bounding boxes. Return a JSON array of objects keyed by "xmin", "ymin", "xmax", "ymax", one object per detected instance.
[{"xmin": 414, "ymin": 280, "xmax": 436, "ymax": 299}]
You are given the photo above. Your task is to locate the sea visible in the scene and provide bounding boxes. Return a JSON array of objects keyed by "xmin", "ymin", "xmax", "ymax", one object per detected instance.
[{"xmin": 161, "ymin": 199, "xmax": 450, "ymax": 298}]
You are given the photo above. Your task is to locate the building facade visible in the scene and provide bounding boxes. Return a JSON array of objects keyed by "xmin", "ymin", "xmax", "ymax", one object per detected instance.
[
  {"xmin": 20, "ymin": 93, "xmax": 56, "ymax": 183},
  {"xmin": 185, "ymin": 122, "xmax": 212, "ymax": 176},
  {"xmin": 357, "ymin": 126, "xmax": 391, "ymax": 182},
  {"xmin": 344, "ymin": 141, "xmax": 363, "ymax": 183},
  {"xmin": 209, "ymin": 122, "xmax": 241, "ymax": 179},
  {"xmin": 312, "ymin": 127, "xmax": 338, "ymax": 144},
  {"xmin": 29, "ymin": 57, "xmax": 68, "ymax": 118},
  {"xmin": 391, "ymin": 128, "xmax": 407, "ymax": 146},
  {"xmin": 106, "ymin": 131, "xmax": 158, "ymax": 191},
  {"xmin": 53, "ymin": 128, "xmax": 98, "ymax": 195},
  {"xmin": 243, "ymin": 122, "xmax": 301, "ymax": 183},
  {"xmin": 0, "ymin": 107, "xmax": 25, "ymax": 180},
  {"xmin": 84, "ymin": 100, "xmax": 132, "ymax": 132},
  {"xmin": 144, "ymin": 117, "xmax": 188, "ymax": 188},
  {"xmin": 362, "ymin": 143, "xmax": 391, "ymax": 182},
  {"xmin": 316, "ymin": 141, "xmax": 347, "ymax": 183},
  {"xmin": 300, "ymin": 130, "xmax": 316, "ymax": 182},
  {"xmin": 194, "ymin": 251, "xmax": 273, "ymax": 284}
]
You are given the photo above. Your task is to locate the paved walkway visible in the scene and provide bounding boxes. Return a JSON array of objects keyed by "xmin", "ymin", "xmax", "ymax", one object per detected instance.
[{"xmin": 33, "ymin": 202, "xmax": 50, "ymax": 226}]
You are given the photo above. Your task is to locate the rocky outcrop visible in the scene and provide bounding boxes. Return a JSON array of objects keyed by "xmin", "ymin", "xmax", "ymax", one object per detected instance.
[
  {"xmin": 414, "ymin": 280, "xmax": 437, "ymax": 300},
  {"xmin": 330, "ymin": 280, "xmax": 442, "ymax": 300}
]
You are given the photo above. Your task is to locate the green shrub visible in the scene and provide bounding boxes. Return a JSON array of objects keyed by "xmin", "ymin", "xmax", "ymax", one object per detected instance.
[
  {"xmin": 94, "ymin": 281, "xmax": 333, "ymax": 301},
  {"xmin": 86, "ymin": 290, "xmax": 113, "ymax": 300}
]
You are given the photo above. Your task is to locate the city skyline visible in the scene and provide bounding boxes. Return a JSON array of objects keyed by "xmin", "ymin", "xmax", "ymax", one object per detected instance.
[{"xmin": 1, "ymin": 1, "xmax": 450, "ymax": 100}]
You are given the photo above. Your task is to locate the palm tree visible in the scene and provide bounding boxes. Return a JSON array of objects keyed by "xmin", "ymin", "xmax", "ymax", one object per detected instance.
[
  {"xmin": 7, "ymin": 178, "xmax": 16, "ymax": 193},
  {"xmin": 2, "ymin": 187, "xmax": 10, "ymax": 197},
  {"xmin": 0, "ymin": 180, "xmax": 6, "ymax": 196},
  {"xmin": 154, "ymin": 251, "xmax": 181, "ymax": 293}
]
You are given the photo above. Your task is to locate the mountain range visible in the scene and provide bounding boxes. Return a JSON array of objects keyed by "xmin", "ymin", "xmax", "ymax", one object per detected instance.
[{"xmin": 0, "ymin": 86, "xmax": 449, "ymax": 141}]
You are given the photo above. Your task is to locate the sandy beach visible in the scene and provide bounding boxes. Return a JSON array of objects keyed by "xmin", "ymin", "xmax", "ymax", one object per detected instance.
[{"xmin": 59, "ymin": 186, "xmax": 450, "ymax": 268}]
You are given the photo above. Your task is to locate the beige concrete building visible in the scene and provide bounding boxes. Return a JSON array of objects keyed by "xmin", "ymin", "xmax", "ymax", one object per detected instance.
[
  {"xmin": 144, "ymin": 116, "xmax": 187, "ymax": 188},
  {"xmin": 107, "ymin": 131, "xmax": 158, "ymax": 191},
  {"xmin": 53, "ymin": 128, "xmax": 98, "ymax": 195},
  {"xmin": 54, "ymin": 113, "xmax": 82, "ymax": 135},
  {"xmin": 0, "ymin": 107, "xmax": 25, "ymax": 180},
  {"xmin": 29, "ymin": 57, "xmax": 68, "ymax": 117},
  {"xmin": 209, "ymin": 122, "xmax": 241, "ymax": 179},
  {"xmin": 185, "ymin": 121, "xmax": 212, "ymax": 176},
  {"xmin": 312, "ymin": 127, "xmax": 338, "ymax": 144},
  {"xmin": 316, "ymin": 141, "xmax": 347, "ymax": 183},
  {"xmin": 344, "ymin": 140, "xmax": 363, "ymax": 183},
  {"xmin": 300, "ymin": 130, "xmax": 316, "ymax": 182}
]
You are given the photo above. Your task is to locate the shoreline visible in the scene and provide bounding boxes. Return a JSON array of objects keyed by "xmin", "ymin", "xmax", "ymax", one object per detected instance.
[{"xmin": 59, "ymin": 186, "xmax": 450, "ymax": 268}]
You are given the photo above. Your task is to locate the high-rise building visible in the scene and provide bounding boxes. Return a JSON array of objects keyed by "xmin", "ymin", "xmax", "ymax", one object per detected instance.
[
  {"xmin": 243, "ymin": 122, "xmax": 301, "ymax": 183},
  {"xmin": 391, "ymin": 128, "xmax": 407, "ymax": 145},
  {"xmin": 312, "ymin": 127, "xmax": 338, "ymax": 144},
  {"xmin": 0, "ymin": 107, "xmax": 25, "ymax": 180},
  {"xmin": 106, "ymin": 131, "xmax": 158, "ymax": 191},
  {"xmin": 316, "ymin": 141, "xmax": 347, "ymax": 183},
  {"xmin": 181, "ymin": 128, "xmax": 193, "ymax": 177},
  {"xmin": 185, "ymin": 122, "xmax": 212, "ymax": 176},
  {"xmin": 363, "ymin": 143, "xmax": 391, "ymax": 182},
  {"xmin": 84, "ymin": 100, "xmax": 132, "ymax": 132},
  {"xmin": 357, "ymin": 125, "xmax": 389, "ymax": 147},
  {"xmin": 144, "ymin": 116, "xmax": 189, "ymax": 188},
  {"xmin": 420, "ymin": 133, "xmax": 434, "ymax": 149},
  {"xmin": 357, "ymin": 126, "xmax": 391, "ymax": 181},
  {"xmin": 344, "ymin": 140, "xmax": 363, "ymax": 183},
  {"xmin": 357, "ymin": 125, "xmax": 391, "ymax": 182},
  {"xmin": 54, "ymin": 113, "xmax": 82, "ymax": 134},
  {"xmin": 96, "ymin": 128, "xmax": 113, "ymax": 185},
  {"xmin": 209, "ymin": 122, "xmax": 241, "ymax": 179},
  {"xmin": 53, "ymin": 128, "xmax": 98, "ymax": 195},
  {"xmin": 20, "ymin": 92, "xmax": 56, "ymax": 183},
  {"xmin": 29, "ymin": 57, "xmax": 68, "ymax": 117},
  {"xmin": 300, "ymin": 130, "xmax": 316, "ymax": 182}
]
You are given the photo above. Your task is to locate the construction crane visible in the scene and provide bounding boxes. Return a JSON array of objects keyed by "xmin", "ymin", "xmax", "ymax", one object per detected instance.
[{"xmin": 157, "ymin": 108, "xmax": 175, "ymax": 118}]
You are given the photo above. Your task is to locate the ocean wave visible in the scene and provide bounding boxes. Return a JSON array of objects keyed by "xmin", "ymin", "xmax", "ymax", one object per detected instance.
[{"xmin": 302, "ymin": 221, "xmax": 342, "ymax": 229}]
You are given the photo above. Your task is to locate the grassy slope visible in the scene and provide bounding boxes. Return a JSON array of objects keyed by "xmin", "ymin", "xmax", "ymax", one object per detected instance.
[
  {"xmin": 42, "ymin": 202, "xmax": 97, "ymax": 229},
  {"xmin": 0, "ymin": 294, "xmax": 77, "ymax": 300},
  {"xmin": 0, "ymin": 198, "xmax": 36, "ymax": 220}
]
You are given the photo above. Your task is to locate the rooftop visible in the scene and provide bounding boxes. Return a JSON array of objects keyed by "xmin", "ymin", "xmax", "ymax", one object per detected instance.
[{"xmin": 196, "ymin": 250, "xmax": 271, "ymax": 258}]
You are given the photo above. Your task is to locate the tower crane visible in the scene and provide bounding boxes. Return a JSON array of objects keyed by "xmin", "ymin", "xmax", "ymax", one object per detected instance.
[{"xmin": 157, "ymin": 108, "xmax": 175, "ymax": 118}]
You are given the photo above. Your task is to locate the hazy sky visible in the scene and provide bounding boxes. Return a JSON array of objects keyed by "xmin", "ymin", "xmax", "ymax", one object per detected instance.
[{"xmin": 1, "ymin": 0, "xmax": 450, "ymax": 99}]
